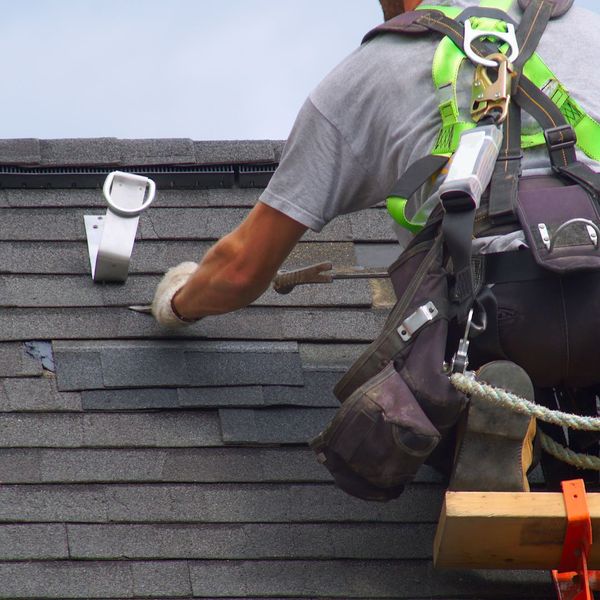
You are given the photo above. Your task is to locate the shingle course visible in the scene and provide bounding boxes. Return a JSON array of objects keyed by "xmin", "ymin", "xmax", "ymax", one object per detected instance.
[
  {"xmin": 219, "ymin": 408, "xmax": 336, "ymax": 444},
  {"xmin": 66, "ymin": 523, "xmax": 434, "ymax": 560}
]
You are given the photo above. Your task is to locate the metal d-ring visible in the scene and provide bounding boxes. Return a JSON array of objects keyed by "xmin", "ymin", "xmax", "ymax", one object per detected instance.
[
  {"xmin": 103, "ymin": 171, "xmax": 156, "ymax": 218},
  {"xmin": 463, "ymin": 20, "xmax": 519, "ymax": 68},
  {"xmin": 549, "ymin": 218, "xmax": 600, "ymax": 253}
]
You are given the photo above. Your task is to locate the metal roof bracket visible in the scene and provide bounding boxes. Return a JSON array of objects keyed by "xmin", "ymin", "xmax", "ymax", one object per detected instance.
[{"xmin": 84, "ymin": 171, "xmax": 156, "ymax": 282}]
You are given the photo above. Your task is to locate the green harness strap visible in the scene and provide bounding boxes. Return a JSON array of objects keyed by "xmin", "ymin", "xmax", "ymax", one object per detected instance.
[{"xmin": 388, "ymin": 0, "xmax": 600, "ymax": 233}]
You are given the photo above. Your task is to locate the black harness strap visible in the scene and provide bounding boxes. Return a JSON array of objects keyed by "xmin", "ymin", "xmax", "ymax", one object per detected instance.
[{"xmin": 389, "ymin": 154, "xmax": 449, "ymax": 198}]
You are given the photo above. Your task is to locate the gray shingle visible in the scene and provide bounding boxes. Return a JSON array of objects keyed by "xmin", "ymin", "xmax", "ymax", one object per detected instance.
[
  {"xmin": 0, "ymin": 274, "xmax": 371, "ymax": 309},
  {"xmin": 40, "ymin": 138, "xmax": 121, "ymax": 166},
  {"xmin": 0, "ymin": 524, "xmax": 68, "ymax": 560},
  {"xmin": 81, "ymin": 412, "xmax": 222, "ymax": 447},
  {"xmin": 0, "ymin": 307, "xmax": 387, "ymax": 342},
  {"xmin": 0, "ymin": 209, "xmax": 83, "ymax": 241},
  {"xmin": 194, "ymin": 140, "xmax": 277, "ymax": 164},
  {"xmin": 103, "ymin": 483, "xmax": 442, "ymax": 523},
  {"xmin": 131, "ymin": 561, "xmax": 192, "ymax": 597},
  {"xmin": 118, "ymin": 139, "xmax": 195, "ymax": 166},
  {"xmin": 53, "ymin": 346, "xmax": 104, "ymax": 391},
  {"xmin": 177, "ymin": 387, "xmax": 265, "ymax": 408},
  {"xmin": 54, "ymin": 340, "xmax": 303, "ymax": 390},
  {"xmin": 0, "ymin": 485, "xmax": 108, "ymax": 521},
  {"xmin": 136, "ymin": 208, "xmax": 394, "ymax": 243},
  {"xmin": 67, "ymin": 523, "xmax": 434, "ymax": 560},
  {"xmin": 0, "ymin": 482, "xmax": 440, "ymax": 523},
  {"xmin": 0, "ymin": 187, "xmax": 259, "ymax": 209},
  {"xmin": 82, "ymin": 386, "xmax": 266, "ymax": 410},
  {"xmin": 299, "ymin": 344, "xmax": 368, "ymax": 370},
  {"xmin": 0, "ymin": 412, "xmax": 221, "ymax": 448},
  {"xmin": 0, "ymin": 138, "xmax": 41, "ymax": 165},
  {"xmin": 354, "ymin": 243, "xmax": 401, "ymax": 268},
  {"xmin": 0, "ymin": 449, "xmax": 42, "ymax": 483},
  {"xmin": 81, "ymin": 388, "xmax": 180, "ymax": 410},
  {"xmin": 219, "ymin": 408, "xmax": 335, "ymax": 444},
  {"xmin": 0, "ymin": 240, "xmax": 354, "ymax": 277},
  {"xmin": 188, "ymin": 560, "xmax": 551, "ymax": 598},
  {"xmin": 262, "ymin": 371, "xmax": 340, "ymax": 408},
  {"xmin": 0, "ymin": 377, "xmax": 82, "ymax": 411},
  {"xmin": 1, "ymin": 447, "xmax": 328, "ymax": 484},
  {"xmin": 0, "ymin": 343, "xmax": 43, "ymax": 376}
]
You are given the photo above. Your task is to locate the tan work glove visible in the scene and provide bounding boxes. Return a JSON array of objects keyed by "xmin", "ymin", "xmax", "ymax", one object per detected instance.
[{"xmin": 151, "ymin": 262, "xmax": 199, "ymax": 327}]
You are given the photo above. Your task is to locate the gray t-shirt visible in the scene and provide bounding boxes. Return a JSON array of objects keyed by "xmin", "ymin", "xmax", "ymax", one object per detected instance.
[{"xmin": 260, "ymin": 0, "xmax": 600, "ymax": 234}]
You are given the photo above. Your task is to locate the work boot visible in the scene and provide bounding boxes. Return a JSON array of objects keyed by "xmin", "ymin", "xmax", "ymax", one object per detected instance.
[{"xmin": 449, "ymin": 360, "xmax": 536, "ymax": 492}]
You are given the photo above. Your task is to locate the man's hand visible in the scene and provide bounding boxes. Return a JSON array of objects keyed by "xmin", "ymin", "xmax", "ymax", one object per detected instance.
[
  {"xmin": 151, "ymin": 262, "xmax": 199, "ymax": 327},
  {"xmin": 152, "ymin": 202, "xmax": 308, "ymax": 327}
]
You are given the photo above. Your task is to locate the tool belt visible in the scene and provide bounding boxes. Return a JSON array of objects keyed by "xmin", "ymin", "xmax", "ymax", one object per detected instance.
[{"xmin": 310, "ymin": 0, "xmax": 600, "ymax": 501}]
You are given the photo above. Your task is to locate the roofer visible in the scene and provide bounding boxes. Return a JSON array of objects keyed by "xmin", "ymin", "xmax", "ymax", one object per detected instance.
[{"xmin": 151, "ymin": 0, "xmax": 600, "ymax": 497}]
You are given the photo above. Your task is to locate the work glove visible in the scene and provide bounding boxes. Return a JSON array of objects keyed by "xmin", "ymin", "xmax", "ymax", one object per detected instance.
[{"xmin": 151, "ymin": 261, "xmax": 199, "ymax": 328}]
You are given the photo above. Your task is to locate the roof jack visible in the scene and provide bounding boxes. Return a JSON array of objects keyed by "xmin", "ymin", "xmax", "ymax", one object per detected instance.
[{"xmin": 84, "ymin": 171, "xmax": 156, "ymax": 283}]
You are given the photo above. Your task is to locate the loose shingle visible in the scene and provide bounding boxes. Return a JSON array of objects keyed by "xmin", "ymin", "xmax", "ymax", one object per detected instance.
[
  {"xmin": 81, "ymin": 388, "xmax": 180, "ymax": 410},
  {"xmin": 262, "ymin": 371, "xmax": 341, "ymax": 408},
  {"xmin": 54, "ymin": 340, "xmax": 303, "ymax": 390},
  {"xmin": 67, "ymin": 523, "xmax": 434, "ymax": 560},
  {"xmin": 53, "ymin": 346, "xmax": 104, "ymax": 391},
  {"xmin": 177, "ymin": 387, "xmax": 265, "ymax": 408}
]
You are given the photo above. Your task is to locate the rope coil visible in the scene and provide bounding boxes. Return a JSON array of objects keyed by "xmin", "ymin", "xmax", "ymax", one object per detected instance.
[{"xmin": 450, "ymin": 371, "xmax": 600, "ymax": 470}]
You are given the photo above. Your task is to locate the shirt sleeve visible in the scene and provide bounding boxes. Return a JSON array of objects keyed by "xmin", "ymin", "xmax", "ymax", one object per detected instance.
[{"xmin": 259, "ymin": 97, "xmax": 387, "ymax": 232}]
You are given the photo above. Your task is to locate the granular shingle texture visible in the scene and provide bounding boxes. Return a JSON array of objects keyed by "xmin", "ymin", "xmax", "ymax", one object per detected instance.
[{"xmin": 0, "ymin": 138, "xmax": 553, "ymax": 599}]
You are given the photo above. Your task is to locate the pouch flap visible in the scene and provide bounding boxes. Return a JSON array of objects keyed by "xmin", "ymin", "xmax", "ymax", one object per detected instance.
[{"xmin": 517, "ymin": 184, "xmax": 600, "ymax": 274}]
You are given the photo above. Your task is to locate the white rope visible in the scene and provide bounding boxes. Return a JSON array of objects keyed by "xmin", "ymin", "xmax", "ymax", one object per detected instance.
[
  {"xmin": 450, "ymin": 371, "xmax": 600, "ymax": 471},
  {"xmin": 450, "ymin": 372, "xmax": 600, "ymax": 431},
  {"xmin": 540, "ymin": 431, "xmax": 600, "ymax": 471}
]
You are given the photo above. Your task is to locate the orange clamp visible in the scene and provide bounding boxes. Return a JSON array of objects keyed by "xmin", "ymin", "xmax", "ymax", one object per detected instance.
[{"xmin": 552, "ymin": 479, "xmax": 595, "ymax": 600}]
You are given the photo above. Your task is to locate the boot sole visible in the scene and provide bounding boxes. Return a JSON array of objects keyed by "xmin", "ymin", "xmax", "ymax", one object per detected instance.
[{"xmin": 449, "ymin": 361, "xmax": 536, "ymax": 492}]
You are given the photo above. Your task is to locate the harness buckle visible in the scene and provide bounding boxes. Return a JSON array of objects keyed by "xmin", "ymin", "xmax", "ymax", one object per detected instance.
[
  {"xmin": 544, "ymin": 124, "xmax": 577, "ymax": 152},
  {"xmin": 451, "ymin": 308, "xmax": 474, "ymax": 374},
  {"xmin": 471, "ymin": 54, "xmax": 514, "ymax": 124}
]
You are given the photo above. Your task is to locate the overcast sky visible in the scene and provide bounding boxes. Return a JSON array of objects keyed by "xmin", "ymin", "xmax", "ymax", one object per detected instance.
[{"xmin": 1, "ymin": 0, "xmax": 597, "ymax": 141}]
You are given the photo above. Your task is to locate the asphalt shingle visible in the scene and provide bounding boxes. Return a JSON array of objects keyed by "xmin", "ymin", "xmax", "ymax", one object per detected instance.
[
  {"xmin": 66, "ymin": 523, "xmax": 434, "ymax": 560},
  {"xmin": 0, "ymin": 343, "xmax": 43, "ymax": 376},
  {"xmin": 0, "ymin": 377, "xmax": 82, "ymax": 412},
  {"xmin": 54, "ymin": 340, "xmax": 303, "ymax": 390},
  {"xmin": 219, "ymin": 408, "xmax": 336, "ymax": 444}
]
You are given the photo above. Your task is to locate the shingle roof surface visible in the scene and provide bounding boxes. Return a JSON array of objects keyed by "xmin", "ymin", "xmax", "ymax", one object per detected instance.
[{"xmin": 0, "ymin": 138, "xmax": 552, "ymax": 599}]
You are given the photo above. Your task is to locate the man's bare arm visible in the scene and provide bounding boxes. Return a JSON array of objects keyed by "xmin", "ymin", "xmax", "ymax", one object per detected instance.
[{"xmin": 169, "ymin": 202, "xmax": 308, "ymax": 321}]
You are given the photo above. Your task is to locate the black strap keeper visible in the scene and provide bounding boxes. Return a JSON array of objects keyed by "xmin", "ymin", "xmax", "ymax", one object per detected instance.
[{"xmin": 544, "ymin": 124, "xmax": 577, "ymax": 151}]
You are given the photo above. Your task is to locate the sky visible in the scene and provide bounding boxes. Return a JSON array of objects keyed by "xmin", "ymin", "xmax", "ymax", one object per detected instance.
[{"xmin": 1, "ymin": 0, "xmax": 597, "ymax": 141}]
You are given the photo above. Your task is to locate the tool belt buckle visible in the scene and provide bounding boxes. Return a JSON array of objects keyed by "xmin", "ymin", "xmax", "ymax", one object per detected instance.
[{"xmin": 471, "ymin": 54, "xmax": 514, "ymax": 124}]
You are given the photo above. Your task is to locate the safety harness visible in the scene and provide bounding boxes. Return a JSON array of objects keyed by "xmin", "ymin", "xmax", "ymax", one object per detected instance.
[{"xmin": 310, "ymin": 0, "xmax": 600, "ymax": 502}]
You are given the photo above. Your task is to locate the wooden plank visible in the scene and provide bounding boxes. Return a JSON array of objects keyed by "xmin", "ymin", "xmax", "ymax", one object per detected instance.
[{"xmin": 434, "ymin": 491, "xmax": 600, "ymax": 570}]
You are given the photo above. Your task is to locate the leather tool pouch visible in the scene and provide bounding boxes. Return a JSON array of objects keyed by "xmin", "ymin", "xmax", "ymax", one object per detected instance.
[
  {"xmin": 517, "ymin": 183, "xmax": 600, "ymax": 273},
  {"xmin": 310, "ymin": 228, "xmax": 467, "ymax": 501}
]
